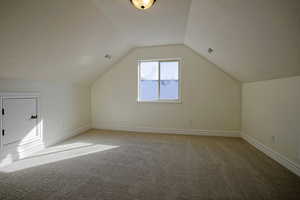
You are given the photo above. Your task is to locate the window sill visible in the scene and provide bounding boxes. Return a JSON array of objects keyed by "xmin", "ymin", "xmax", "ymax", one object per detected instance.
[{"xmin": 137, "ymin": 100, "xmax": 182, "ymax": 104}]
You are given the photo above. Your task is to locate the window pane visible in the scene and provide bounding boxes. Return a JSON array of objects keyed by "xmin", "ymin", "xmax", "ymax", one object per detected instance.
[
  {"xmin": 160, "ymin": 61, "xmax": 179, "ymax": 100},
  {"xmin": 140, "ymin": 62, "xmax": 158, "ymax": 80},
  {"xmin": 139, "ymin": 61, "xmax": 159, "ymax": 101},
  {"xmin": 139, "ymin": 80, "xmax": 159, "ymax": 101},
  {"xmin": 160, "ymin": 61, "xmax": 179, "ymax": 80}
]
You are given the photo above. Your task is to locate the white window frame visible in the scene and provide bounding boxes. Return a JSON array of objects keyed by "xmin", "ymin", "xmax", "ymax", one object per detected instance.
[{"xmin": 137, "ymin": 58, "xmax": 182, "ymax": 103}]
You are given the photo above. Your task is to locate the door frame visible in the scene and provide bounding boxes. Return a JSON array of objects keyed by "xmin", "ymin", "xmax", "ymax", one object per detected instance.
[{"xmin": 0, "ymin": 92, "xmax": 42, "ymax": 154}]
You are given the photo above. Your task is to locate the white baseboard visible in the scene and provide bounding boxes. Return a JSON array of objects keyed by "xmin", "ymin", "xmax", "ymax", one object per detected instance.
[
  {"xmin": 46, "ymin": 124, "xmax": 91, "ymax": 147},
  {"xmin": 242, "ymin": 133, "xmax": 300, "ymax": 177},
  {"xmin": 92, "ymin": 123, "xmax": 241, "ymax": 137}
]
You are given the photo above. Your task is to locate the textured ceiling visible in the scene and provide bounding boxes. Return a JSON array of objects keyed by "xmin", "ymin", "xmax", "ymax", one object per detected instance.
[{"xmin": 0, "ymin": 0, "xmax": 299, "ymax": 84}]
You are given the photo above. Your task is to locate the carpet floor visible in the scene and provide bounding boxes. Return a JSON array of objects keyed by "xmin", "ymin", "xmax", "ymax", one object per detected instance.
[{"xmin": 0, "ymin": 129, "xmax": 300, "ymax": 200}]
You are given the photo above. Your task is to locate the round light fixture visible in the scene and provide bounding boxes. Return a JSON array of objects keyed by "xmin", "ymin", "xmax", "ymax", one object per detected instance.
[{"xmin": 130, "ymin": 0, "xmax": 156, "ymax": 10}]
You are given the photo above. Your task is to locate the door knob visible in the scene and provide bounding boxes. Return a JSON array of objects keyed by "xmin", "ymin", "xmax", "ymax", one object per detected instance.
[{"xmin": 30, "ymin": 115, "xmax": 38, "ymax": 119}]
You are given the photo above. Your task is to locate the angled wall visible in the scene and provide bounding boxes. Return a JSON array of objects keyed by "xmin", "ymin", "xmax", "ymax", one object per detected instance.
[
  {"xmin": 0, "ymin": 79, "xmax": 91, "ymax": 147},
  {"xmin": 91, "ymin": 45, "xmax": 241, "ymax": 136},
  {"xmin": 185, "ymin": 0, "xmax": 300, "ymax": 82}
]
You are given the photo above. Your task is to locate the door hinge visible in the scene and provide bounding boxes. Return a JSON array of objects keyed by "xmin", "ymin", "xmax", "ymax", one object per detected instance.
[
  {"xmin": 1, "ymin": 108, "xmax": 4, "ymax": 115},
  {"xmin": 2, "ymin": 129, "xmax": 4, "ymax": 136}
]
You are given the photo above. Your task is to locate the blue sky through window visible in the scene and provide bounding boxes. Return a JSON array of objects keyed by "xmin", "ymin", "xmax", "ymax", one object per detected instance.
[{"xmin": 139, "ymin": 60, "xmax": 179, "ymax": 101}]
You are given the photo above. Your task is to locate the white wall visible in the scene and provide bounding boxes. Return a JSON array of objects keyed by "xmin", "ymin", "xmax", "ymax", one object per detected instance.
[
  {"xmin": 242, "ymin": 76, "xmax": 300, "ymax": 167},
  {"xmin": 0, "ymin": 79, "xmax": 91, "ymax": 147},
  {"xmin": 91, "ymin": 45, "xmax": 241, "ymax": 136}
]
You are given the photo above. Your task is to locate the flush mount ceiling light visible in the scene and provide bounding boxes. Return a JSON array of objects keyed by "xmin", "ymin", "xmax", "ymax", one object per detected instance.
[{"xmin": 130, "ymin": 0, "xmax": 156, "ymax": 10}]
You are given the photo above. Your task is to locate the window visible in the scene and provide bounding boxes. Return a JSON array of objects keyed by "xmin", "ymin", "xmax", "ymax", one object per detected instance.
[{"xmin": 138, "ymin": 59, "xmax": 181, "ymax": 102}]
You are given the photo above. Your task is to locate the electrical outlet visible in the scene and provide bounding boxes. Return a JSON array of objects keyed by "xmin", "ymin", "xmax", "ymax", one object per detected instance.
[{"xmin": 189, "ymin": 120, "xmax": 193, "ymax": 128}]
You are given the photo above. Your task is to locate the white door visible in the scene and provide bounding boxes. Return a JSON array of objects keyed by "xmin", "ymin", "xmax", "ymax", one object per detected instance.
[{"xmin": 2, "ymin": 98, "xmax": 38, "ymax": 145}]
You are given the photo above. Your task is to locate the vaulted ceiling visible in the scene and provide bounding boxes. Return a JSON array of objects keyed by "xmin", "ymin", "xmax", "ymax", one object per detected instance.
[
  {"xmin": 0, "ymin": 0, "xmax": 299, "ymax": 85},
  {"xmin": 185, "ymin": 0, "xmax": 300, "ymax": 82}
]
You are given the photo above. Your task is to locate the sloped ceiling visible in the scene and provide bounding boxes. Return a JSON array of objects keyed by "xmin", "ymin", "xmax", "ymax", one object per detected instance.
[
  {"xmin": 1, "ymin": 0, "xmax": 299, "ymax": 84},
  {"xmin": 0, "ymin": 0, "xmax": 191, "ymax": 85},
  {"xmin": 185, "ymin": 0, "xmax": 300, "ymax": 82}
]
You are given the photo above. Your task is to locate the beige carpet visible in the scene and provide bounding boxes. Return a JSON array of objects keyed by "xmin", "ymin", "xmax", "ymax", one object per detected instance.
[{"xmin": 0, "ymin": 129, "xmax": 300, "ymax": 200}]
